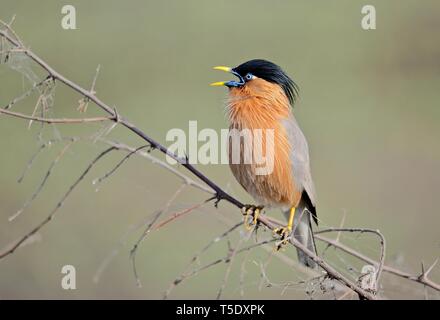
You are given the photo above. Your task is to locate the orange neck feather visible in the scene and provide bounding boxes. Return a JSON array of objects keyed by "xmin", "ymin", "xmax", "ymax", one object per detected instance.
[{"xmin": 227, "ymin": 78, "xmax": 291, "ymax": 127}]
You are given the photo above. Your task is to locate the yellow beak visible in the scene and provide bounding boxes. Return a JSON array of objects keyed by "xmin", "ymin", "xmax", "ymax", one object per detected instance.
[
  {"xmin": 210, "ymin": 81, "xmax": 227, "ymax": 86},
  {"xmin": 210, "ymin": 66, "xmax": 232, "ymax": 86},
  {"xmin": 213, "ymin": 66, "xmax": 232, "ymax": 72}
]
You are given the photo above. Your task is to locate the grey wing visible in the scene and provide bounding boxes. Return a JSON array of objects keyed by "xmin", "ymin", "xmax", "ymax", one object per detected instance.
[{"xmin": 282, "ymin": 116, "xmax": 317, "ymax": 209}]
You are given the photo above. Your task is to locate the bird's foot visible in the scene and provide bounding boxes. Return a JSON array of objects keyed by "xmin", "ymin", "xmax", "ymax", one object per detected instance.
[
  {"xmin": 241, "ymin": 204, "xmax": 264, "ymax": 231},
  {"xmin": 273, "ymin": 226, "xmax": 292, "ymax": 251}
]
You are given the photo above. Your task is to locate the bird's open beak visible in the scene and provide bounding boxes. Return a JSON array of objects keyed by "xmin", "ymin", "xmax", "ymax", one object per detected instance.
[
  {"xmin": 210, "ymin": 66, "xmax": 244, "ymax": 87},
  {"xmin": 213, "ymin": 66, "xmax": 232, "ymax": 73}
]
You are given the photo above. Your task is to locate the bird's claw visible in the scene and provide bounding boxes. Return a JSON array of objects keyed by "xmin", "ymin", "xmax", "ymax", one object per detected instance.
[
  {"xmin": 241, "ymin": 204, "xmax": 263, "ymax": 231},
  {"xmin": 273, "ymin": 226, "xmax": 292, "ymax": 251}
]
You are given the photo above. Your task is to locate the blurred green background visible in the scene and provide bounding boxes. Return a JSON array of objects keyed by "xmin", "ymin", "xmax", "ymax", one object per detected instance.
[{"xmin": 0, "ymin": 0, "xmax": 439, "ymax": 299}]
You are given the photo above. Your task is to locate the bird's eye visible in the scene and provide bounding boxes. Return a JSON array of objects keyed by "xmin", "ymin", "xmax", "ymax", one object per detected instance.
[{"xmin": 245, "ymin": 73, "xmax": 253, "ymax": 81}]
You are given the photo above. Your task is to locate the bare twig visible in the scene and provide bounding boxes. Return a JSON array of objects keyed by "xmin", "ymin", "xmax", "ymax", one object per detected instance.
[
  {"xmin": 216, "ymin": 238, "xmax": 244, "ymax": 299},
  {"xmin": 152, "ymin": 200, "xmax": 211, "ymax": 232},
  {"xmin": 99, "ymin": 139, "xmax": 213, "ymax": 194},
  {"xmin": 315, "ymin": 227, "xmax": 386, "ymax": 291},
  {"xmin": 9, "ymin": 139, "xmax": 77, "ymax": 221},
  {"xmin": 0, "ymin": 147, "xmax": 115, "ymax": 259},
  {"xmin": 0, "ymin": 107, "xmax": 114, "ymax": 124},
  {"xmin": 17, "ymin": 137, "xmax": 77, "ymax": 183},
  {"xmin": 0, "ymin": 16, "xmax": 24, "ymax": 47},
  {"xmin": 92, "ymin": 144, "xmax": 150, "ymax": 186},
  {"xmin": 78, "ymin": 64, "xmax": 101, "ymax": 113},
  {"xmin": 129, "ymin": 184, "xmax": 187, "ymax": 287},
  {"xmin": 163, "ymin": 222, "xmax": 243, "ymax": 299},
  {"xmin": 2, "ymin": 76, "xmax": 50, "ymax": 110},
  {"xmin": 316, "ymin": 234, "xmax": 439, "ymax": 292},
  {"xmin": 93, "ymin": 187, "xmax": 185, "ymax": 285},
  {"xmin": 164, "ymin": 238, "xmax": 277, "ymax": 299},
  {"xmin": 289, "ymin": 236, "xmax": 378, "ymax": 299},
  {"xmin": 335, "ymin": 211, "xmax": 346, "ymax": 243}
]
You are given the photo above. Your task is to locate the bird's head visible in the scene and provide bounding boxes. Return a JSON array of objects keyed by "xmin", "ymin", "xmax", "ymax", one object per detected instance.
[{"xmin": 211, "ymin": 59, "xmax": 299, "ymax": 105}]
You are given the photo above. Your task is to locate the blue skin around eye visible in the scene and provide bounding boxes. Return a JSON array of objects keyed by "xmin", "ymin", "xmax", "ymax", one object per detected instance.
[{"xmin": 225, "ymin": 80, "xmax": 243, "ymax": 87}]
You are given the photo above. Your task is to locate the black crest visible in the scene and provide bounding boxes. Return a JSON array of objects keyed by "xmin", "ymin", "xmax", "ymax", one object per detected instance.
[{"xmin": 233, "ymin": 59, "xmax": 299, "ymax": 105}]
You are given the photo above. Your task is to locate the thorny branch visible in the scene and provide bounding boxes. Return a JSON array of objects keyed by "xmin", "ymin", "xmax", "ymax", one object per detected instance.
[
  {"xmin": 0, "ymin": 21, "xmax": 438, "ymax": 300},
  {"xmin": 315, "ymin": 234, "xmax": 440, "ymax": 292},
  {"xmin": 316, "ymin": 228, "xmax": 386, "ymax": 291},
  {"xmin": 97, "ymin": 139, "xmax": 440, "ymax": 296}
]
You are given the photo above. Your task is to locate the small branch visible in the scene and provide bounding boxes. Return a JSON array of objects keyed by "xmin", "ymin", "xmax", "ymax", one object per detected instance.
[
  {"xmin": 92, "ymin": 144, "xmax": 150, "ymax": 186},
  {"xmin": 0, "ymin": 147, "xmax": 115, "ymax": 259},
  {"xmin": 129, "ymin": 184, "xmax": 187, "ymax": 287},
  {"xmin": 17, "ymin": 137, "xmax": 77, "ymax": 183},
  {"xmin": 0, "ymin": 107, "xmax": 114, "ymax": 124},
  {"xmin": 78, "ymin": 64, "xmax": 101, "ymax": 113},
  {"xmin": 163, "ymin": 222, "xmax": 243, "ymax": 299},
  {"xmin": 164, "ymin": 238, "xmax": 277, "ymax": 299},
  {"xmin": 287, "ymin": 236, "xmax": 378, "ymax": 300},
  {"xmin": 129, "ymin": 209, "xmax": 165, "ymax": 288},
  {"xmin": 9, "ymin": 139, "xmax": 77, "ymax": 221},
  {"xmin": 98, "ymin": 139, "xmax": 214, "ymax": 194},
  {"xmin": 93, "ymin": 187, "xmax": 186, "ymax": 284},
  {"xmin": 335, "ymin": 211, "xmax": 346, "ymax": 243},
  {"xmin": 152, "ymin": 200, "xmax": 211, "ymax": 232},
  {"xmin": 315, "ymin": 234, "xmax": 439, "ymax": 292},
  {"xmin": 2, "ymin": 76, "xmax": 50, "ymax": 110},
  {"xmin": 315, "ymin": 227, "xmax": 386, "ymax": 291},
  {"xmin": 0, "ymin": 16, "xmax": 24, "ymax": 47},
  {"xmin": 216, "ymin": 238, "xmax": 244, "ymax": 299}
]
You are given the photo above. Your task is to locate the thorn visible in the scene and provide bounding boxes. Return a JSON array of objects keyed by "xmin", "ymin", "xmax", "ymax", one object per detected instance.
[
  {"xmin": 204, "ymin": 195, "xmax": 219, "ymax": 207},
  {"xmin": 425, "ymin": 258, "xmax": 438, "ymax": 278},
  {"xmin": 336, "ymin": 210, "xmax": 346, "ymax": 243},
  {"xmin": 147, "ymin": 144, "xmax": 156, "ymax": 153},
  {"xmin": 226, "ymin": 238, "xmax": 232, "ymax": 252},
  {"xmin": 90, "ymin": 64, "xmax": 101, "ymax": 95},
  {"xmin": 113, "ymin": 106, "xmax": 120, "ymax": 123},
  {"xmin": 8, "ymin": 15, "xmax": 16, "ymax": 27}
]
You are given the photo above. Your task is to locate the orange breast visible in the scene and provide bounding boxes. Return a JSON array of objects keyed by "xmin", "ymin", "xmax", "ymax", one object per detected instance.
[{"xmin": 227, "ymin": 78, "xmax": 301, "ymax": 207}]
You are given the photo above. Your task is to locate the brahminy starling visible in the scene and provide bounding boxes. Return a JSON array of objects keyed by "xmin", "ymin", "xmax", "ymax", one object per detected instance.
[{"xmin": 212, "ymin": 59, "xmax": 317, "ymax": 267}]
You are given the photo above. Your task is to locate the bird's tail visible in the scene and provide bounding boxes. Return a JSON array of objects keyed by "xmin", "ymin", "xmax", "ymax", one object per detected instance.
[{"xmin": 284, "ymin": 197, "xmax": 317, "ymax": 268}]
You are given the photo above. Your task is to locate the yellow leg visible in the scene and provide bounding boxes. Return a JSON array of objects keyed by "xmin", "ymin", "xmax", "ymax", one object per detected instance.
[
  {"xmin": 273, "ymin": 206, "xmax": 296, "ymax": 250},
  {"xmin": 286, "ymin": 207, "xmax": 296, "ymax": 232}
]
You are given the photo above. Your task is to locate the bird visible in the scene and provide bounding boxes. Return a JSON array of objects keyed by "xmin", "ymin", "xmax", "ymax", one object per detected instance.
[{"xmin": 211, "ymin": 59, "xmax": 318, "ymax": 268}]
